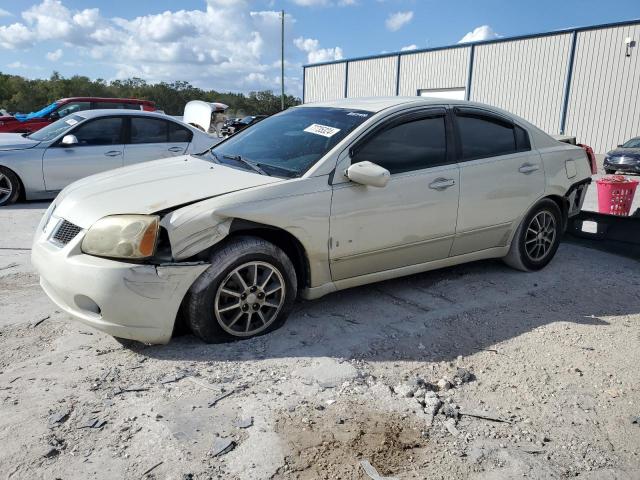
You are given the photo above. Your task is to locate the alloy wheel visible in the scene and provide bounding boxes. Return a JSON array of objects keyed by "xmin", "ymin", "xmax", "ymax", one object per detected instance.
[
  {"xmin": 0, "ymin": 173, "xmax": 12, "ymax": 204},
  {"xmin": 524, "ymin": 210, "xmax": 556, "ymax": 261},
  {"xmin": 214, "ymin": 261, "xmax": 286, "ymax": 337}
]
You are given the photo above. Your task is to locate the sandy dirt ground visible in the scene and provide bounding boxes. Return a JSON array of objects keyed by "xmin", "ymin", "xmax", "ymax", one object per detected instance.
[{"xmin": 0, "ymin": 191, "xmax": 639, "ymax": 480}]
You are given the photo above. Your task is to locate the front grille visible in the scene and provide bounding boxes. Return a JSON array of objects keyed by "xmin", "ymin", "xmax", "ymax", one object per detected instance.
[{"xmin": 51, "ymin": 220, "xmax": 82, "ymax": 246}]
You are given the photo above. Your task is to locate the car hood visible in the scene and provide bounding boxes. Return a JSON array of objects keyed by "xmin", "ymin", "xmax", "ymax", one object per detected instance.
[
  {"xmin": 53, "ymin": 155, "xmax": 284, "ymax": 228},
  {"xmin": 0, "ymin": 133, "xmax": 41, "ymax": 151},
  {"xmin": 607, "ymin": 148, "xmax": 640, "ymax": 159}
]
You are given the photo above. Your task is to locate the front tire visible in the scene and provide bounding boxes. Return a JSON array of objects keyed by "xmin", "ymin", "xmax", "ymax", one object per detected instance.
[
  {"xmin": 185, "ymin": 236, "xmax": 297, "ymax": 343},
  {"xmin": 0, "ymin": 166, "xmax": 21, "ymax": 206},
  {"xmin": 503, "ymin": 199, "xmax": 562, "ymax": 272}
]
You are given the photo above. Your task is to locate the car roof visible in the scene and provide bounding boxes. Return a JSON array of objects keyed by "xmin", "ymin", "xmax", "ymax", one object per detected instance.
[
  {"xmin": 73, "ymin": 109, "xmax": 176, "ymax": 120},
  {"xmin": 297, "ymin": 96, "xmax": 498, "ymax": 113}
]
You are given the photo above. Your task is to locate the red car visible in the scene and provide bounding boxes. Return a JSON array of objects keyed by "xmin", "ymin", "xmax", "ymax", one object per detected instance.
[{"xmin": 0, "ymin": 97, "xmax": 156, "ymax": 134}]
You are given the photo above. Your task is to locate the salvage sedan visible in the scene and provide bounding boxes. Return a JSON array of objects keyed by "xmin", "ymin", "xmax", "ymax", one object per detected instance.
[
  {"xmin": 32, "ymin": 97, "xmax": 593, "ymax": 344},
  {"xmin": 0, "ymin": 110, "xmax": 213, "ymax": 206},
  {"xmin": 604, "ymin": 136, "xmax": 640, "ymax": 174}
]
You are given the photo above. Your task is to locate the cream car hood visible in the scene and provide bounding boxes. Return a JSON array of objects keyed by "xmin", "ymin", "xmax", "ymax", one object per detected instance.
[{"xmin": 53, "ymin": 155, "xmax": 283, "ymax": 228}]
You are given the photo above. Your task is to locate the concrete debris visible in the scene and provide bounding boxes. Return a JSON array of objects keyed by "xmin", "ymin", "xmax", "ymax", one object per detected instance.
[
  {"xmin": 632, "ymin": 416, "xmax": 640, "ymax": 425},
  {"xmin": 159, "ymin": 372, "xmax": 189, "ymax": 384},
  {"xmin": 114, "ymin": 385, "xmax": 149, "ymax": 395},
  {"xmin": 444, "ymin": 418, "xmax": 460, "ymax": 436},
  {"xmin": 42, "ymin": 447, "xmax": 60, "ymax": 458},
  {"xmin": 454, "ymin": 368, "xmax": 475, "ymax": 384},
  {"xmin": 423, "ymin": 391, "xmax": 442, "ymax": 423},
  {"xmin": 208, "ymin": 389, "xmax": 235, "ymax": 408},
  {"xmin": 234, "ymin": 417, "xmax": 253, "ymax": 429},
  {"xmin": 47, "ymin": 409, "xmax": 70, "ymax": 427},
  {"xmin": 437, "ymin": 378, "xmax": 452, "ymax": 391},
  {"xmin": 360, "ymin": 459, "xmax": 399, "ymax": 480},
  {"xmin": 441, "ymin": 402, "xmax": 460, "ymax": 419},
  {"xmin": 78, "ymin": 417, "xmax": 107, "ymax": 429},
  {"xmin": 211, "ymin": 437, "xmax": 235, "ymax": 457}
]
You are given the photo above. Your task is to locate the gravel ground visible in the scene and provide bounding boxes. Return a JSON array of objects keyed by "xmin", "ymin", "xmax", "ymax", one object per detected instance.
[{"xmin": 0, "ymin": 198, "xmax": 639, "ymax": 480}]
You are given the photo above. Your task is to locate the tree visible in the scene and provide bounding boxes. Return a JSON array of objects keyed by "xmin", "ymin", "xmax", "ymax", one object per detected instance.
[{"xmin": 0, "ymin": 72, "xmax": 301, "ymax": 116}]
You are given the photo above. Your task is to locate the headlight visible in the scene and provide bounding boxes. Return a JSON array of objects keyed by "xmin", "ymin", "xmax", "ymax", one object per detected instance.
[{"xmin": 82, "ymin": 215, "xmax": 159, "ymax": 259}]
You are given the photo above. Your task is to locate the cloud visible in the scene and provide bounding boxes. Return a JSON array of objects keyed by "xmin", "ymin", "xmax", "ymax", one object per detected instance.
[
  {"xmin": 0, "ymin": 0, "xmax": 304, "ymax": 94},
  {"xmin": 294, "ymin": 36, "xmax": 343, "ymax": 63},
  {"xmin": 386, "ymin": 11, "xmax": 413, "ymax": 32},
  {"xmin": 0, "ymin": 8, "xmax": 11, "ymax": 17},
  {"xmin": 7, "ymin": 61, "xmax": 28, "ymax": 69},
  {"xmin": 46, "ymin": 48, "xmax": 63, "ymax": 61},
  {"xmin": 400, "ymin": 44, "xmax": 417, "ymax": 51},
  {"xmin": 458, "ymin": 25, "xmax": 500, "ymax": 43}
]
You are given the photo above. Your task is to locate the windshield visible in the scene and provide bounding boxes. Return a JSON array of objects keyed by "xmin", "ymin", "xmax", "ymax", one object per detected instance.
[
  {"xmin": 209, "ymin": 107, "xmax": 372, "ymax": 177},
  {"xmin": 27, "ymin": 114, "xmax": 86, "ymax": 142},
  {"xmin": 621, "ymin": 138, "xmax": 640, "ymax": 149}
]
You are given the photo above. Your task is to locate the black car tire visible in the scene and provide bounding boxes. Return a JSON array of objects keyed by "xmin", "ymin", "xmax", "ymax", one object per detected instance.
[
  {"xmin": 185, "ymin": 236, "xmax": 297, "ymax": 343},
  {"xmin": 503, "ymin": 199, "xmax": 563, "ymax": 272},
  {"xmin": 0, "ymin": 166, "xmax": 21, "ymax": 207}
]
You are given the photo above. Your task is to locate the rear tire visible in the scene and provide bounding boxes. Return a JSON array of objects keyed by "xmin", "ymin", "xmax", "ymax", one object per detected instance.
[
  {"xmin": 503, "ymin": 199, "xmax": 562, "ymax": 272},
  {"xmin": 185, "ymin": 236, "xmax": 297, "ymax": 343},
  {"xmin": 0, "ymin": 166, "xmax": 21, "ymax": 206}
]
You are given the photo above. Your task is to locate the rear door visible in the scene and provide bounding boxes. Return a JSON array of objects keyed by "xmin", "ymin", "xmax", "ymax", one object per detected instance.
[
  {"xmin": 451, "ymin": 107, "xmax": 544, "ymax": 256},
  {"xmin": 42, "ymin": 116, "xmax": 125, "ymax": 191},
  {"xmin": 123, "ymin": 117, "xmax": 192, "ymax": 165}
]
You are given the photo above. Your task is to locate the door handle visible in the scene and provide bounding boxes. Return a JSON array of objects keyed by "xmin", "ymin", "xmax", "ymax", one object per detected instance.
[
  {"xmin": 168, "ymin": 146, "xmax": 184, "ymax": 152},
  {"xmin": 519, "ymin": 163, "xmax": 539, "ymax": 174},
  {"xmin": 429, "ymin": 178, "xmax": 456, "ymax": 190},
  {"xmin": 104, "ymin": 150, "xmax": 122, "ymax": 157}
]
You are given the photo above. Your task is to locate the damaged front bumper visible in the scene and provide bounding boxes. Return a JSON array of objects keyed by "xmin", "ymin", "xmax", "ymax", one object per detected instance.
[{"xmin": 32, "ymin": 226, "xmax": 209, "ymax": 344}]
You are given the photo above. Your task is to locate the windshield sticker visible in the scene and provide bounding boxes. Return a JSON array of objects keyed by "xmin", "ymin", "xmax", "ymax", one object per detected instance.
[
  {"xmin": 65, "ymin": 118, "xmax": 78, "ymax": 126},
  {"xmin": 347, "ymin": 112, "xmax": 369, "ymax": 118},
  {"xmin": 304, "ymin": 124, "xmax": 341, "ymax": 138}
]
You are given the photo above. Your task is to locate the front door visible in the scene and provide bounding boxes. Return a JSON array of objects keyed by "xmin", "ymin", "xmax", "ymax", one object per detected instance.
[
  {"xmin": 43, "ymin": 116, "xmax": 125, "ymax": 191},
  {"xmin": 329, "ymin": 108, "xmax": 460, "ymax": 281}
]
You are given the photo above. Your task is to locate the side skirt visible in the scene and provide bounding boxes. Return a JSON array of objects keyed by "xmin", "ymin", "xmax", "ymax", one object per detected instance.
[{"xmin": 301, "ymin": 246, "xmax": 510, "ymax": 300}]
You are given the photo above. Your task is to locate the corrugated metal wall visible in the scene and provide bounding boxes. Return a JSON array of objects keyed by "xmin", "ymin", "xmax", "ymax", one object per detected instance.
[
  {"xmin": 398, "ymin": 47, "xmax": 470, "ymax": 96},
  {"xmin": 347, "ymin": 56, "xmax": 398, "ymax": 97},
  {"xmin": 302, "ymin": 21, "xmax": 640, "ymax": 153},
  {"xmin": 303, "ymin": 63, "xmax": 346, "ymax": 103},
  {"xmin": 564, "ymin": 24, "xmax": 640, "ymax": 154},
  {"xmin": 471, "ymin": 34, "xmax": 572, "ymax": 135}
]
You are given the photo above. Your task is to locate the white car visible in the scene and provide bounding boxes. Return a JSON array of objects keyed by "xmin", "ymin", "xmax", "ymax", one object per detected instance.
[{"xmin": 32, "ymin": 97, "xmax": 593, "ymax": 344}]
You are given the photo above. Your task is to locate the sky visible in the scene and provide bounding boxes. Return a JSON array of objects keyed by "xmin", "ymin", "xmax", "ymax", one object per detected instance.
[{"xmin": 0, "ymin": 0, "xmax": 638, "ymax": 98}]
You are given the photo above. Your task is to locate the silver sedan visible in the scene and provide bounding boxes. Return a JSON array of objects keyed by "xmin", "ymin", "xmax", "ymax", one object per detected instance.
[{"xmin": 0, "ymin": 109, "xmax": 216, "ymax": 206}]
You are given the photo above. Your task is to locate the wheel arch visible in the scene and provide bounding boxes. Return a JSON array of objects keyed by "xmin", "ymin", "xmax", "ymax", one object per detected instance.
[
  {"xmin": 225, "ymin": 219, "xmax": 311, "ymax": 290},
  {"xmin": 0, "ymin": 164, "xmax": 26, "ymax": 201}
]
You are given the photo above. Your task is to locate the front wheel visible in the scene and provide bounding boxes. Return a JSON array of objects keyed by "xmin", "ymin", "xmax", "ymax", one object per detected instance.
[
  {"xmin": 185, "ymin": 236, "xmax": 297, "ymax": 343},
  {"xmin": 503, "ymin": 199, "xmax": 562, "ymax": 272},
  {"xmin": 0, "ymin": 166, "xmax": 21, "ymax": 207}
]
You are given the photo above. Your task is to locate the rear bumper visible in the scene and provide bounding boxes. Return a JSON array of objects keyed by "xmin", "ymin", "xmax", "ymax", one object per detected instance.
[{"xmin": 31, "ymin": 220, "xmax": 208, "ymax": 344}]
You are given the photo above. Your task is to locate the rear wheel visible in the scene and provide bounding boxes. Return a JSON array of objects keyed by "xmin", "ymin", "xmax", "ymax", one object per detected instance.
[
  {"xmin": 0, "ymin": 166, "xmax": 21, "ymax": 206},
  {"xmin": 185, "ymin": 236, "xmax": 297, "ymax": 343},
  {"xmin": 504, "ymin": 199, "xmax": 562, "ymax": 272}
]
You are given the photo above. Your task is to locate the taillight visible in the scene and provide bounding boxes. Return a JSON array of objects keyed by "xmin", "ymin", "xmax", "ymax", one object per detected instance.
[{"xmin": 578, "ymin": 143, "xmax": 597, "ymax": 175}]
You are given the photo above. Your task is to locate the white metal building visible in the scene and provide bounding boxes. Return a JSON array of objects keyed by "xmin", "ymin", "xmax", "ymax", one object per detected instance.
[{"xmin": 302, "ymin": 20, "xmax": 640, "ymax": 154}]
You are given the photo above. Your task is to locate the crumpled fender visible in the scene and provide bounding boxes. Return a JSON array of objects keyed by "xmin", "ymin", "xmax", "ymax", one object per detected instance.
[{"xmin": 160, "ymin": 207, "xmax": 232, "ymax": 260}]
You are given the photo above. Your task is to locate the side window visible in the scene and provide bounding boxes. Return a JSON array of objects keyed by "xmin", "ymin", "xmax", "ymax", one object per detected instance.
[
  {"xmin": 515, "ymin": 125, "xmax": 531, "ymax": 151},
  {"xmin": 352, "ymin": 115, "xmax": 447, "ymax": 174},
  {"xmin": 130, "ymin": 117, "xmax": 168, "ymax": 144},
  {"xmin": 168, "ymin": 122, "xmax": 193, "ymax": 143},
  {"xmin": 54, "ymin": 102, "xmax": 91, "ymax": 119},
  {"xmin": 71, "ymin": 117, "xmax": 123, "ymax": 146},
  {"xmin": 456, "ymin": 113, "xmax": 517, "ymax": 160}
]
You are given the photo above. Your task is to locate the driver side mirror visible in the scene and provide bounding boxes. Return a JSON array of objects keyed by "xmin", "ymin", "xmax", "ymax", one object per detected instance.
[
  {"xmin": 345, "ymin": 161, "xmax": 390, "ymax": 188},
  {"xmin": 61, "ymin": 134, "xmax": 78, "ymax": 146}
]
